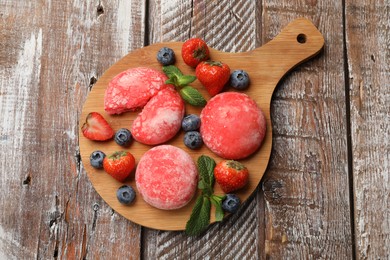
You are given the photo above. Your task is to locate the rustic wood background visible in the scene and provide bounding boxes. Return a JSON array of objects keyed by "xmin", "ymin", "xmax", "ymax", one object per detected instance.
[{"xmin": 0, "ymin": 0, "xmax": 388, "ymax": 259}]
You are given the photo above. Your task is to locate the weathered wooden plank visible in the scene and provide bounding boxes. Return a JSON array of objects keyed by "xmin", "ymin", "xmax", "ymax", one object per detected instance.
[
  {"xmin": 259, "ymin": 0, "xmax": 353, "ymax": 259},
  {"xmin": 0, "ymin": 3, "xmax": 45, "ymax": 258},
  {"xmin": 2, "ymin": 0, "xmax": 387, "ymax": 258},
  {"xmin": 142, "ymin": 0, "xmax": 262, "ymax": 259},
  {"xmin": 0, "ymin": 0, "xmax": 144, "ymax": 258},
  {"xmin": 345, "ymin": 0, "xmax": 390, "ymax": 258}
]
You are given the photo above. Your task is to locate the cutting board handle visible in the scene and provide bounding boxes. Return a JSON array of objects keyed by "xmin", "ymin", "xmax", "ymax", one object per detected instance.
[{"xmin": 252, "ymin": 18, "xmax": 324, "ymax": 79}]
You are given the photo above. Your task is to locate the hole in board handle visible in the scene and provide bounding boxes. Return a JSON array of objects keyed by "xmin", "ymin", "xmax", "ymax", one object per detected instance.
[{"xmin": 297, "ymin": 34, "xmax": 307, "ymax": 44}]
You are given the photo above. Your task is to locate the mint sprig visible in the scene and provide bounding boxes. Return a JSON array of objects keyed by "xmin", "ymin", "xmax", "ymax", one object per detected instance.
[
  {"xmin": 185, "ymin": 155, "xmax": 225, "ymax": 236},
  {"xmin": 180, "ymin": 86, "xmax": 207, "ymax": 107},
  {"xmin": 197, "ymin": 155, "xmax": 216, "ymax": 195},
  {"xmin": 162, "ymin": 65, "xmax": 206, "ymax": 107},
  {"xmin": 185, "ymin": 196, "xmax": 211, "ymax": 236},
  {"xmin": 162, "ymin": 65, "xmax": 183, "ymax": 80},
  {"xmin": 178, "ymin": 75, "xmax": 197, "ymax": 86},
  {"xmin": 210, "ymin": 195, "xmax": 224, "ymax": 222}
]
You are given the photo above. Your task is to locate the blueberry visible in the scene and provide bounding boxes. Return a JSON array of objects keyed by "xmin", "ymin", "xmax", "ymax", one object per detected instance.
[
  {"xmin": 181, "ymin": 114, "xmax": 201, "ymax": 132},
  {"xmin": 157, "ymin": 47, "xmax": 176, "ymax": 66},
  {"xmin": 222, "ymin": 194, "xmax": 241, "ymax": 213},
  {"xmin": 184, "ymin": 131, "xmax": 203, "ymax": 149},
  {"xmin": 230, "ymin": 70, "xmax": 250, "ymax": 90},
  {"xmin": 116, "ymin": 185, "xmax": 136, "ymax": 205},
  {"xmin": 90, "ymin": 150, "xmax": 106, "ymax": 169},
  {"xmin": 115, "ymin": 128, "xmax": 132, "ymax": 146}
]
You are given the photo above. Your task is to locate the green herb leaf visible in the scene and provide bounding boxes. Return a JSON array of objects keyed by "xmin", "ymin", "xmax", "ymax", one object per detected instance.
[
  {"xmin": 215, "ymin": 202, "xmax": 224, "ymax": 222},
  {"xmin": 165, "ymin": 78, "xmax": 178, "ymax": 86},
  {"xmin": 198, "ymin": 179, "xmax": 206, "ymax": 190},
  {"xmin": 162, "ymin": 65, "xmax": 183, "ymax": 79},
  {"xmin": 177, "ymin": 75, "xmax": 197, "ymax": 86},
  {"xmin": 210, "ymin": 195, "xmax": 225, "ymax": 222},
  {"xmin": 185, "ymin": 196, "xmax": 211, "ymax": 236},
  {"xmin": 179, "ymin": 86, "xmax": 207, "ymax": 107},
  {"xmin": 162, "ymin": 65, "xmax": 205, "ymax": 107},
  {"xmin": 185, "ymin": 155, "xmax": 222, "ymax": 236},
  {"xmin": 197, "ymin": 155, "xmax": 216, "ymax": 188}
]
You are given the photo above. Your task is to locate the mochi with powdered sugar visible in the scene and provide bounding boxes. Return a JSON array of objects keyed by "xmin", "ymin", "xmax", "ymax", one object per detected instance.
[
  {"xmin": 135, "ymin": 145, "xmax": 198, "ymax": 210},
  {"xmin": 104, "ymin": 67, "xmax": 172, "ymax": 114},
  {"xmin": 200, "ymin": 92, "xmax": 266, "ymax": 160},
  {"xmin": 131, "ymin": 87, "xmax": 185, "ymax": 145}
]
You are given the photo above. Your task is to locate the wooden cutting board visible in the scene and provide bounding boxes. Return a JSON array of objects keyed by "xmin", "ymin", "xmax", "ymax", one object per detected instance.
[{"xmin": 79, "ymin": 18, "xmax": 324, "ymax": 231}]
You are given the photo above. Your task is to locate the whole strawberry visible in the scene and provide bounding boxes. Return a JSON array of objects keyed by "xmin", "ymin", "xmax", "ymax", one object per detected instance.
[
  {"xmin": 182, "ymin": 38, "xmax": 210, "ymax": 67},
  {"xmin": 214, "ymin": 160, "xmax": 249, "ymax": 193},
  {"xmin": 103, "ymin": 151, "xmax": 136, "ymax": 182},
  {"xmin": 196, "ymin": 61, "xmax": 230, "ymax": 96},
  {"xmin": 81, "ymin": 112, "xmax": 114, "ymax": 141}
]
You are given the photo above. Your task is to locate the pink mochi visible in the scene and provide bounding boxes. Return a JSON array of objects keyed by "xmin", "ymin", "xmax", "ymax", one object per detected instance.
[
  {"xmin": 104, "ymin": 67, "xmax": 171, "ymax": 114},
  {"xmin": 200, "ymin": 92, "xmax": 266, "ymax": 159},
  {"xmin": 131, "ymin": 87, "xmax": 185, "ymax": 145},
  {"xmin": 135, "ymin": 145, "xmax": 198, "ymax": 210}
]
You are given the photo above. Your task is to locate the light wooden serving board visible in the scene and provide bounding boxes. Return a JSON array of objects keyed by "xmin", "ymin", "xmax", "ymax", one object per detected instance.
[{"xmin": 79, "ymin": 18, "xmax": 324, "ymax": 231}]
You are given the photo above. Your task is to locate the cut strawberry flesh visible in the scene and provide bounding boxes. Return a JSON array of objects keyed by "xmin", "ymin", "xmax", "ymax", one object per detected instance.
[{"xmin": 82, "ymin": 112, "xmax": 114, "ymax": 141}]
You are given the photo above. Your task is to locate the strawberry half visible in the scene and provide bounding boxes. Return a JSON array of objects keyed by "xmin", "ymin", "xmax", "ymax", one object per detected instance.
[
  {"xmin": 182, "ymin": 38, "xmax": 210, "ymax": 67},
  {"xmin": 214, "ymin": 160, "xmax": 249, "ymax": 193},
  {"xmin": 81, "ymin": 112, "xmax": 114, "ymax": 141},
  {"xmin": 196, "ymin": 60, "xmax": 230, "ymax": 96},
  {"xmin": 103, "ymin": 151, "xmax": 136, "ymax": 182}
]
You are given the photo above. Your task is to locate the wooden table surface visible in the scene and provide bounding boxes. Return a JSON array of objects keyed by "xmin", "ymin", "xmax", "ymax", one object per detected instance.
[{"xmin": 0, "ymin": 0, "xmax": 388, "ymax": 259}]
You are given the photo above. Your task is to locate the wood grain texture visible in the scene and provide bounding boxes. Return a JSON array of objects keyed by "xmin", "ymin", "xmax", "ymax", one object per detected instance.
[
  {"xmin": 345, "ymin": 0, "xmax": 390, "ymax": 258},
  {"xmin": 259, "ymin": 0, "xmax": 353, "ymax": 259},
  {"xmin": 79, "ymin": 19, "xmax": 324, "ymax": 230},
  {"xmin": 0, "ymin": 0, "xmax": 144, "ymax": 258},
  {"xmin": 1, "ymin": 0, "xmax": 389, "ymax": 259},
  {"xmin": 142, "ymin": 0, "xmax": 265, "ymax": 259}
]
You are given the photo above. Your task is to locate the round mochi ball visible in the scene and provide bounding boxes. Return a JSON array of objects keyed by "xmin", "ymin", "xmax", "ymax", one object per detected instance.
[
  {"xmin": 200, "ymin": 92, "xmax": 266, "ymax": 159},
  {"xmin": 135, "ymin": 145, "xmax": 198, "ymax": 210}
]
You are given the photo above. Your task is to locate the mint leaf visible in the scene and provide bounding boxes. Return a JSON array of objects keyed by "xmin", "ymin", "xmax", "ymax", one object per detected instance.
[
  {"xmin": 211, "ymin": 195, "xmax": 225, "ymax": 222},
  {"xmin": 198, "ymin": 179, "xmax": 206, "ymax": 190},
  {"xmin": 179, "ymin": 86, "xmax": 207, "ymax": 107},
  {"xmin": 162, "ymin": 65, "xmax": 183, "ymax": 79},
  {"xmin": 177, "ymin": 75, "xmax": 197, "ymax": 86},
  {"xmin": 162, "ymin": 65, "xmax": 206, "ymax": 107},
  {"xmin": 185, "ymin": 196, "xmax": 211, "ymax": 236},
  {"xmin": 165, "ymin": 78, "xmax": 178, "ymax": 86},
  {"xmin": 215, "ymin": 202, "xmax": 224, "ymax": 222},
  {"xmin": 197, "ymin": 155, "xmax": 216, "ymax": 188},
  {"xmin": 185, "ymin": 155, "xmax": 222, "ymax": 236}
]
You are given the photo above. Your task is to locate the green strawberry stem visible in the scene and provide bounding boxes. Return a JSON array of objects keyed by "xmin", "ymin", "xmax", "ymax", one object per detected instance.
[
  {"xmin": 226, "ymin": 160, "xmax": 246, "ymax": 170},
  {"xmin": 193, "ymin": 46, "xmax": 208, "ymax": 60},
  {"xmin": 205, "ymin": 60, "xmax": 223, "ymax": 67},
  {"xmin": 109, "ymin": 151, "xmax": 127, "ymax": 160}
]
